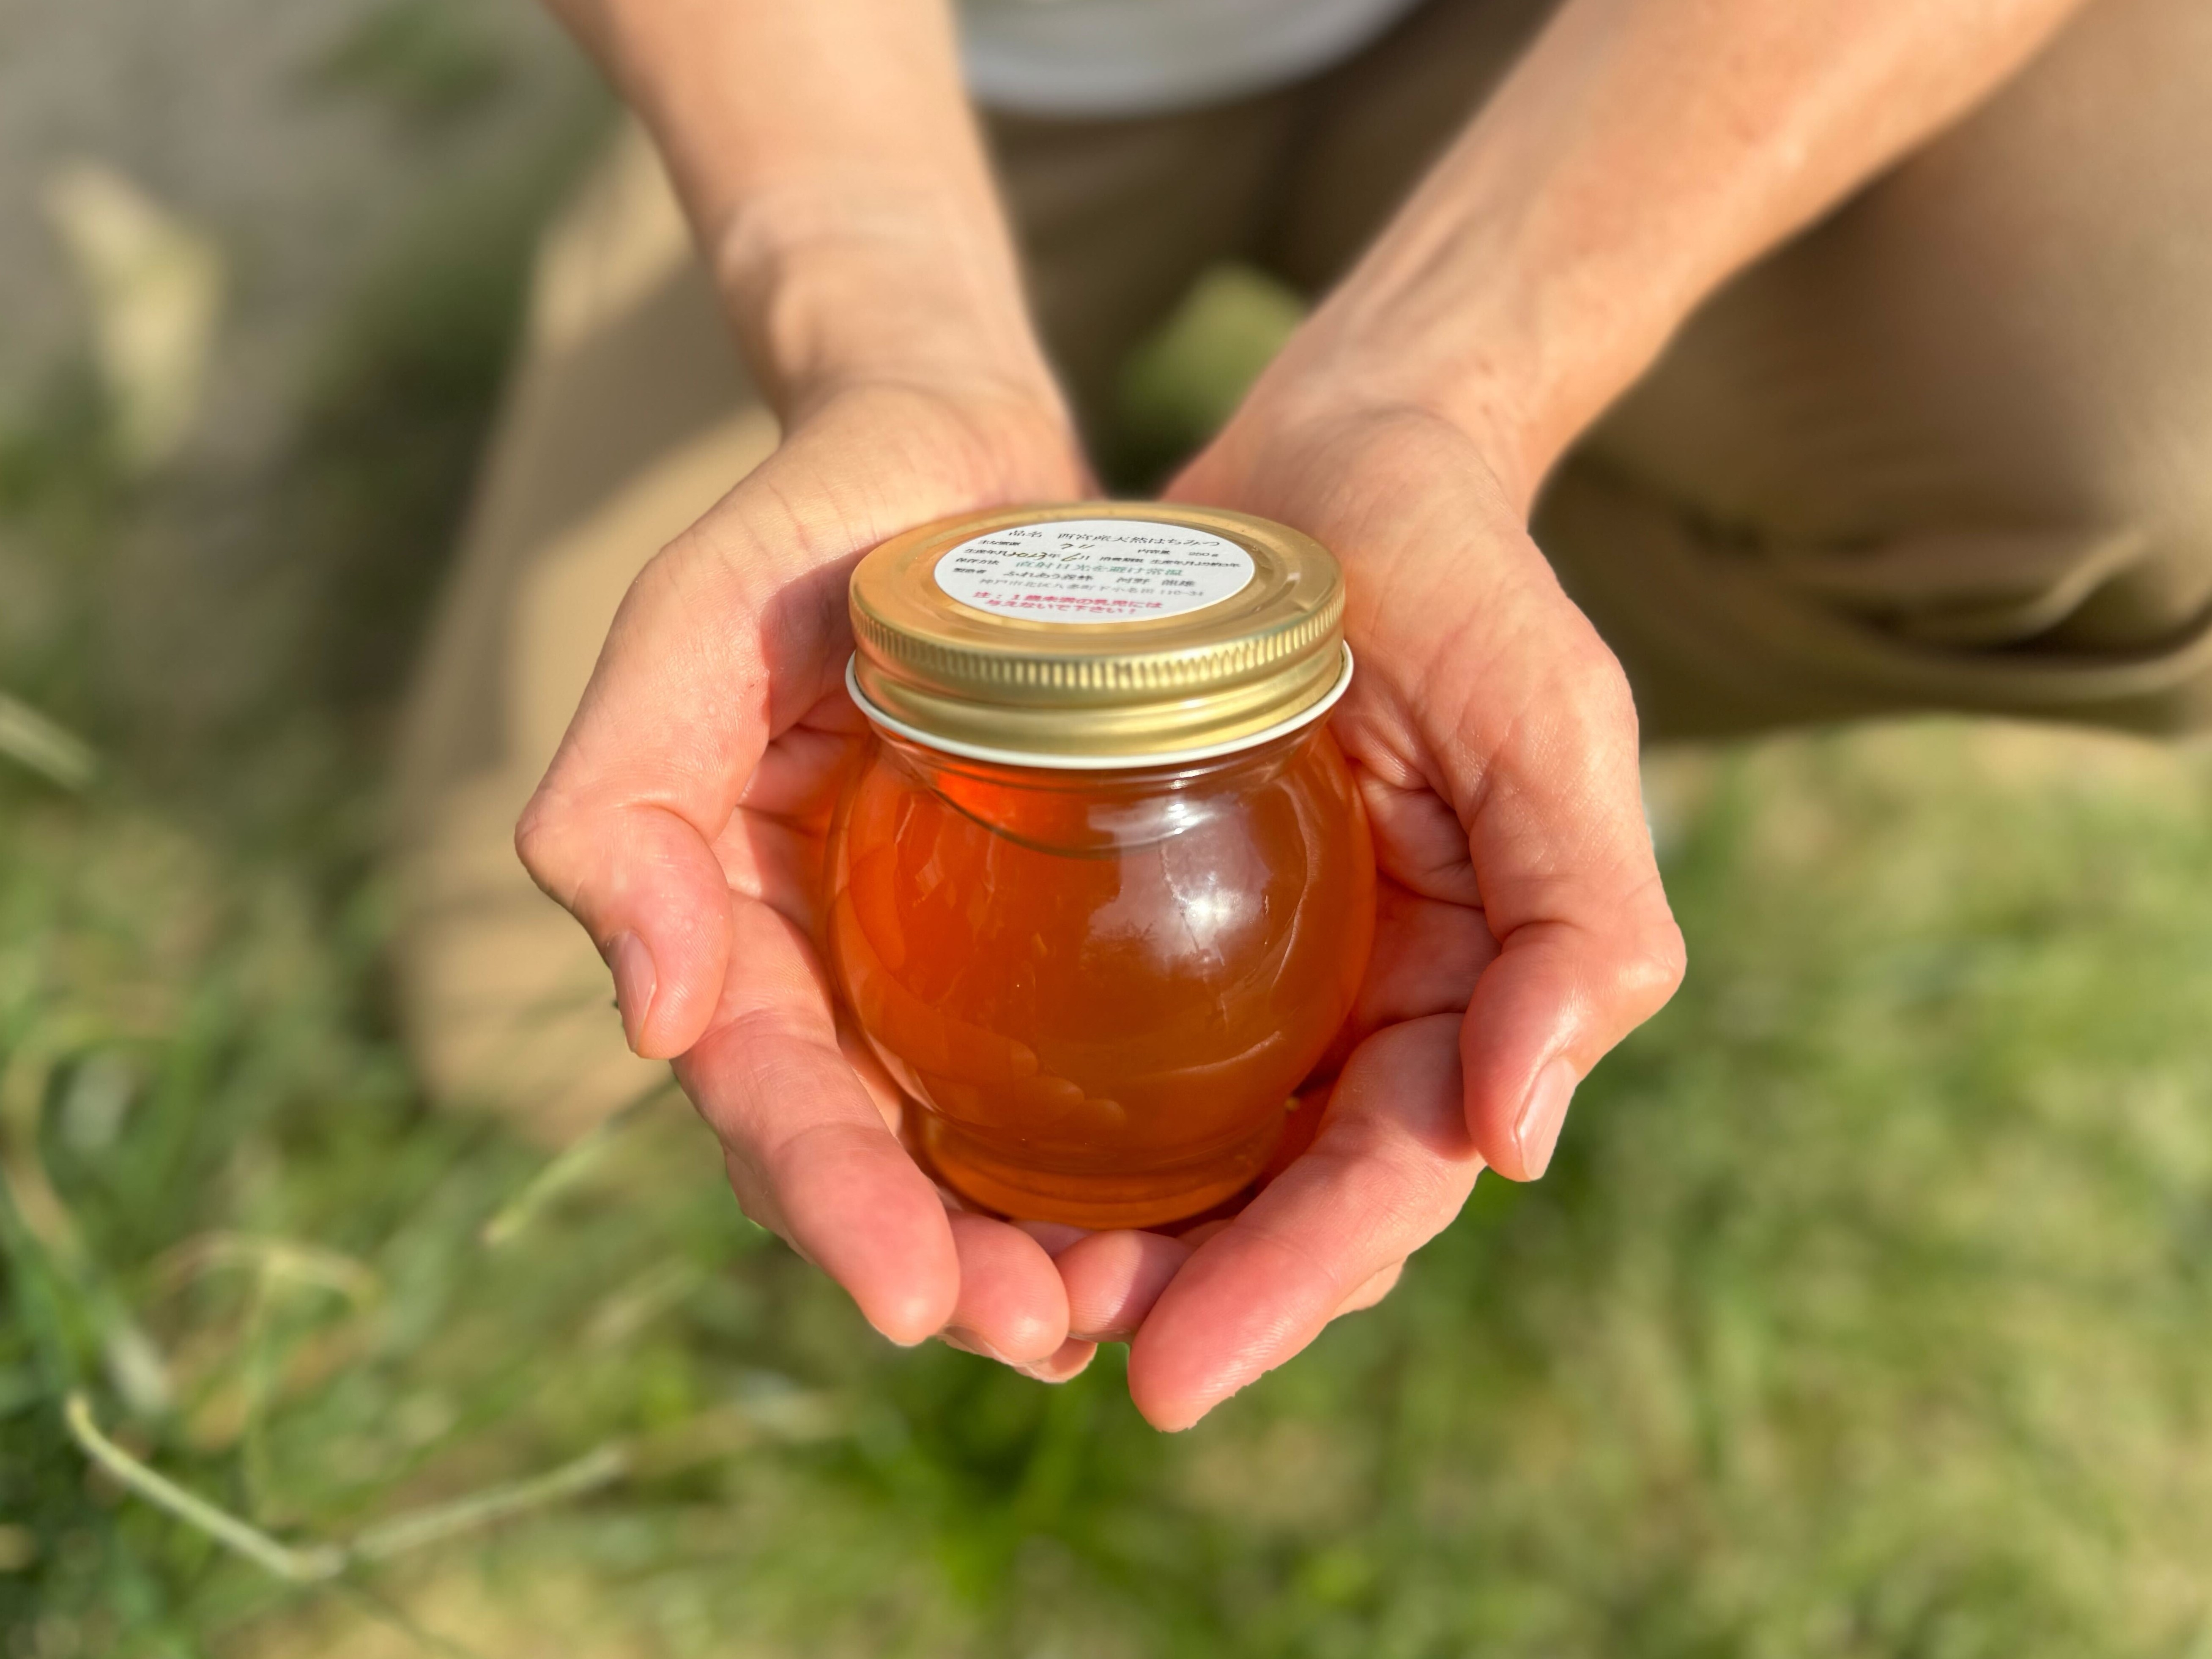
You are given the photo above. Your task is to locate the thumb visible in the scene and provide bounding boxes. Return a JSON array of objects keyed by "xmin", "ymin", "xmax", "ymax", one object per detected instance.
[
  {"xmin": 515, "ymin": 530, "xmax": 820, "ymax": 1059},
  {"xmin": 1450, "ymin": 647, "xmax": 1685, "ymax": 1180},
  {"xmin": 515, "ymin": 790, "xmax": 735, "ymax": 1059}
]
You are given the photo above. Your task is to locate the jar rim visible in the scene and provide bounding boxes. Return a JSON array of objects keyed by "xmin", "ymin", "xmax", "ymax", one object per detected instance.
[
  {"xmin": 845, "ymin": 644, "xmax": 1353, "ymax": 771},
  {"xmin": 847, "ymin": 503, "xmax": 1347, "ymax": 761}
]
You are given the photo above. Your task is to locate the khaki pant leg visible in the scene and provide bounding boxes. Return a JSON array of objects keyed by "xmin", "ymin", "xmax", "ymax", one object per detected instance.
[
  {"xmin": 391, "ymin": 127, "xmax": 774, "ymax": 1144},
  {"xmin": 392, "ymin": 108, "xmax": 1296, "ymax": 1139},
  {"xmin": 1541, "ymin": 0, "xmax": 2212, "ymax": 739},
  {"xmin": 1255, "ymin": 0, "xmax": 2212, "ymax": 740}
]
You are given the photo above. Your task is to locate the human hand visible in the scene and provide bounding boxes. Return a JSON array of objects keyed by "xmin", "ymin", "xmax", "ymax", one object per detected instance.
[
  {"xmin": 1036, "ymin": 391, "xmax": 1685, "ymax": 1429},
  {"xmin": 515, "ymin": 378, "xmax": 1105, "ymax": 1380}
]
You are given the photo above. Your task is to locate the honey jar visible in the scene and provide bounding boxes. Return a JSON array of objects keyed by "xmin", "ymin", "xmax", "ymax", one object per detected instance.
[{"xmin": 827, "ymin": 504, "xmax": 1375, "ymax": 1228}]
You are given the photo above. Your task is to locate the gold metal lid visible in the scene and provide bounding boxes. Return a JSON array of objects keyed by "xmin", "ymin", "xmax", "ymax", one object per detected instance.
[{"xmin": 848, "ymin": 503, "xmax": 1347, "ymax": 766}]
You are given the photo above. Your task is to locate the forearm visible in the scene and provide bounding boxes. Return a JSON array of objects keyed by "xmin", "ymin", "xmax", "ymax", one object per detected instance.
[
  {"xmin": 1300, "ymin": 0, "xmax": 2092, "ymax": 507},
  {"xmin": 541, "ymin": 0, "xmax": 1055, "ymax": 420}
]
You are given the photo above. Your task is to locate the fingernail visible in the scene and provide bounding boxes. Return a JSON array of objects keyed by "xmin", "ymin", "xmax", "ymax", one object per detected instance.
[
  {"xmin": 939, "ymin": 1327, "xmax": 1011, "ymax": 1363},
  {"xmin": 1019, "ymin": 1339, "xmax": 1098, "ymax": 1385},
  {"xmin": 1512, "ymin": 1057, "xmax": 1578, "ymax": 1179},
  {"xmin": 604, "ymin": 931, "xmax": 656, "ymax": 1050},
  {"xmin": 1068, "ymin": 1325, "xmax": 1133, "ymax": 1347}
]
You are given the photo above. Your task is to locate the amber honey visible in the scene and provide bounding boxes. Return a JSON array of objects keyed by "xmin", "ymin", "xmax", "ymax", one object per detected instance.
[
  {"xmin": 831, "ymin": 503, "xmax": 1374, "ymax": 1227},
  {"xmin": 826, "ymin": 724, "xmax": 1373, "ymax": 1227}
]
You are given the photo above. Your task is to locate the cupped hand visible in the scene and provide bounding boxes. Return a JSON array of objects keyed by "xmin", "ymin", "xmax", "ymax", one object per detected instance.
[
  {"xmin": 515, "ymin": 379, "xmax": 1098, "ymax": 1379},
  {"xmin": 1049, "ymin": 395, "xmax": 1687, "ymax": 1429},
  {"xmin": 515, "ymin": 369, "xmax": 1682, "ymax": 1424}
]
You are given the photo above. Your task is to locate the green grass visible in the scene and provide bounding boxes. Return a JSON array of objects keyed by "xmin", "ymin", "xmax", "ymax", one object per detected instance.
[{"xmin": 5, "ymin": 231, "xmax": 2212, "ymax": 1654}]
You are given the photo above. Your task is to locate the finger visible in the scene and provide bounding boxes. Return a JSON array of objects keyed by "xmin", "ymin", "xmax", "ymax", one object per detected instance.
[
  {"xmin": 678, "ymin": 894, "xmax": 958, "ymax": 1345},
  {"xmin": 1332, "ymin": 1260, "xmax": 1402, "ymax": 1318},
  {"xmin": 1127, "ymin": 1014, "xmax": 1481, "ymax": 1431},
  {"xmin": 942, "ymin": 1212, "xmax": 1070, "ymax": 1365},
  {"xmin": 1351, "ymin": 881, "xmax": 1495, "ymax": 1029},
  {"xmin": 1054, "ymin": 1229, "xmax": 1193, "ymax": 1342},
  {"xmin": 738, "ymin": 690, "xmax": 870, "ymax": 823},
  {"xmin": 834, "ymin": 1012, "xmax": 910, "ymax": 1132},
  {"xmin": 942, "ymin": 1331, "xmax": 1098, "ymax": 1384},
  {"xmin": 711, "ymin": 807, "xmax": 829, "ymax": 944},
  {"xmin": 1354, "ymin": 765, "xmax": 1484, "ymax": 909},
  {"xmin": 1307, "ymin": 874, "xmax": 1498, "ymax": 1083}
]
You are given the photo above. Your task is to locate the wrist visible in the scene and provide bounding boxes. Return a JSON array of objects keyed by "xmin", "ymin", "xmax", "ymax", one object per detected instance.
[
  {"xmin": 712, "ymin": 180, "xmax": 1062, "ymax": 428},
  {"xmin": 794, "ymin": 375, "xmax": 1088, "ymax": 504},
  {"xmin": 1254, "ymin": 122, "xmax": 1697, "ymax": 515},
  {"xmin": 1258, "ymin": 245, "xmax": 1643, "ymax": 519},
  {"xmin": 1224, "ymin": 326, "xmax": 1550, "ymax": 522}
]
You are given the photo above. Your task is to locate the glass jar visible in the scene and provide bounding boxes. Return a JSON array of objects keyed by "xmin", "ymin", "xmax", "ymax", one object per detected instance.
[{"xmin": 826, "ymin": 505, "xmax": 1375, "ymax": 1228}]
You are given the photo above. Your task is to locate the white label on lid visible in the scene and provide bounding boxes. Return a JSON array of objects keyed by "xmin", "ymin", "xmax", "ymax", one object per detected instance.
[{"xmin": 934, "ymin": 517, "xmax": 1255, "ymax": 623}]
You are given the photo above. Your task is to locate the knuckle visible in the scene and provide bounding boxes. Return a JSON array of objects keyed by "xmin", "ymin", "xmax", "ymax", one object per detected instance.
[
  {"xmin": 512, "ymin": 786, "xmax": 610, "ymax": 925},
  {"xmin": 1542, "ymin": 622, "xmax": 1637, "ymax": 728},
  {"xmin": 1616, "ymin": 907, "xmax": 1689, "ymax": 1011},
  {"xmin": 1575, "ymin": 650, "xmax": 1642, "ymax": 750},
  {"xmin": 510, "ymin": 790, "xmax": 568, "ymax": 887},
  {"xmin": 1577, "ymin": 636, "xmax": 1634, "ymax": 701}
]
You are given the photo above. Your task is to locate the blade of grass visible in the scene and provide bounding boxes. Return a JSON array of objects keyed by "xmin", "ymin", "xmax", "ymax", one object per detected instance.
[
  {"xmin": 153, "ymin": 1230, "xmax": 381, "ymax": 1306},
  {"xmin": 479, "ymin": 1080, "xmax": 675, "ymax": 1248},
  {"xmin": 66, "ymin": 1391, "xmax": 346, "ymax": 1582},
  {"xmin": 67, "ymin": 1390, "xmax": 628, "ymax": 1585},
  {"xmin": 3, "ymin": 1047, "xmax": 174, "ymax": 1414},
  {"xmin": 349, "ymin": 1443, "xmax": 629, "ymax": 1561},
  {"xmin": 0, "ymin": 690, "xmax": 99, "ymax": 790},
  {"xmin": 1, "ymin": 1045, "xmax": 84, "ymax": 1268}
]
